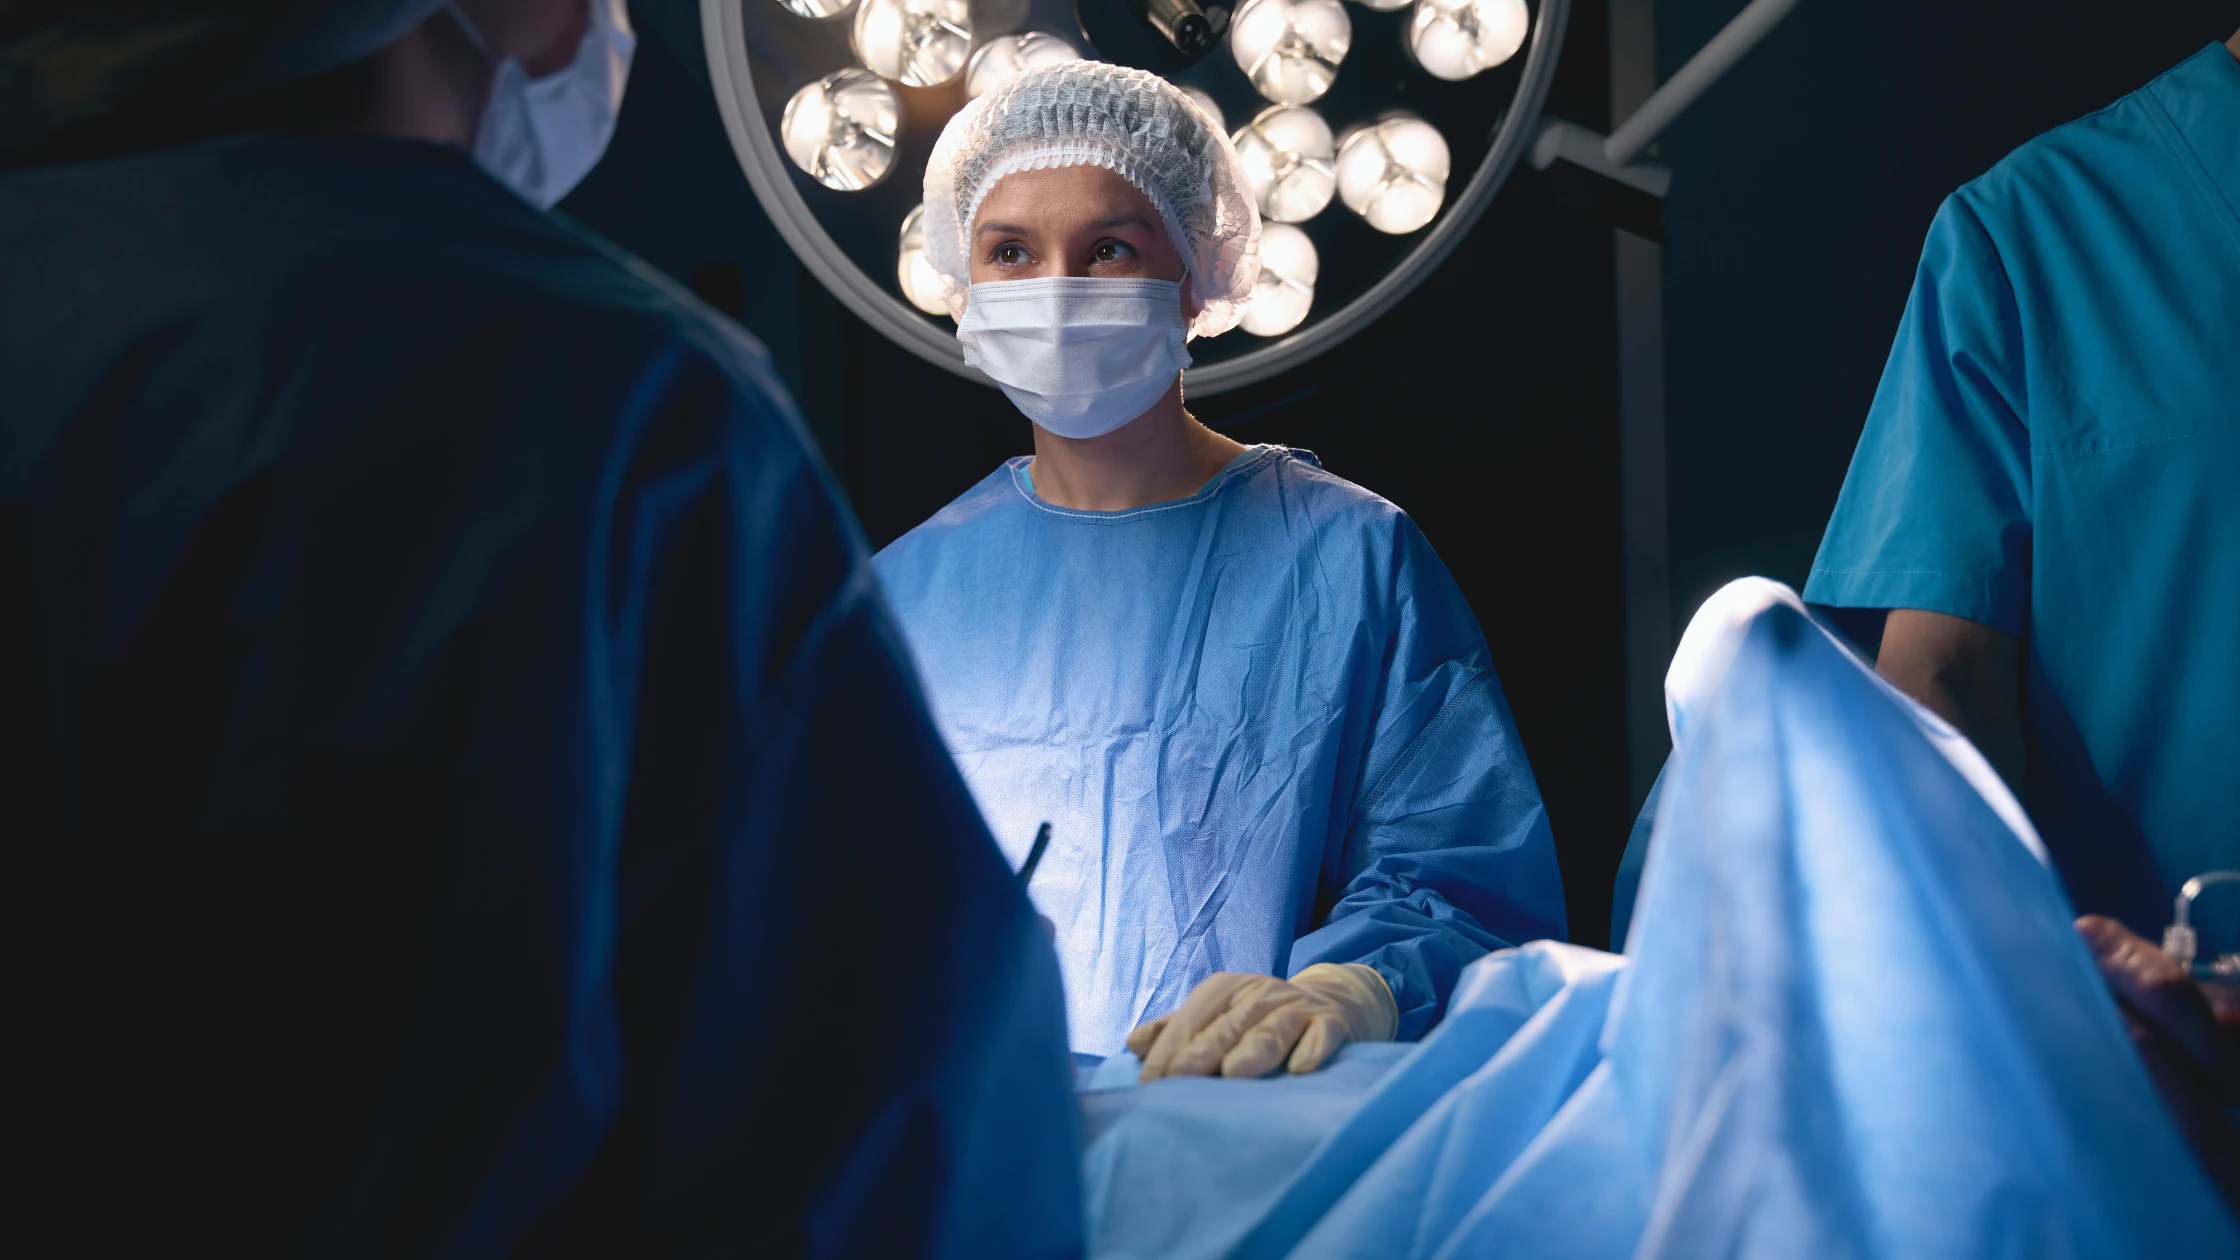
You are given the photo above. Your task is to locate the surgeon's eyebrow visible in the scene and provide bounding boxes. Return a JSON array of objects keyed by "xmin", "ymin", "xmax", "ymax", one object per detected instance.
[
  {"xmin": 1086, "ymin": 214, "xmax": 1153, "ymax": 231},
  {"xmin": 975, "ymin": 221, "xmax": 1031, "ymax": 236}
]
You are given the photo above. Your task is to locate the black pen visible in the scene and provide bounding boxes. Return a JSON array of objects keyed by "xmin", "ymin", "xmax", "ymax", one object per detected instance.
[{"xmin": 1018, "ymin": 821, "xmax": 1052, "ymax": 887}]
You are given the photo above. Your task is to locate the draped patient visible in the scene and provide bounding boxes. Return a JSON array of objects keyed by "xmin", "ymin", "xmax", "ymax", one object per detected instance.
[{"xmin": 873, "ymin": 63, "xmax": 1566, "ymax": 1079}]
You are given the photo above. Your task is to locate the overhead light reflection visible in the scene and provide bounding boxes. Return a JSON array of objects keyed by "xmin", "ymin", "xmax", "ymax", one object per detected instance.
[{"xmin": 781, "ymin": 69, "xmax": 900, "ymax": 190}]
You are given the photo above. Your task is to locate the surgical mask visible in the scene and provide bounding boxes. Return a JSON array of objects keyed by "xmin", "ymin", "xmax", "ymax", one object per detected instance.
[
  {"xmin": 956, "ymin": 277, "xmax": 1192, "ymax": 439},
  {"xmin": 451, "ymin": 0, "xmax": 635, "ymax": 209}
]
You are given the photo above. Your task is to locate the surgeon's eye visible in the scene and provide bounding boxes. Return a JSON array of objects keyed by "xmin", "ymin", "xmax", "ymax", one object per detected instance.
[
  {"xmin": 1091, "ymin": 239, "xmax": 1136, "ymax": 265},
  {"xmin": 992, "ymin": 243, "xmax": 1030, "ymax": 267}
]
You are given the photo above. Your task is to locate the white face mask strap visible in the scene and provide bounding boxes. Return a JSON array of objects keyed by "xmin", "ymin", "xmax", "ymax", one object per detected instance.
[{"xmin": 446, "ymin": 4, "xmax": 497, "ymax": 62}]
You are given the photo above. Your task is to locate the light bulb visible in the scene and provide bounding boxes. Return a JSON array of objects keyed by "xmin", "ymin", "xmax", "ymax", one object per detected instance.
[
  {"xmin": 1407, "ymin": 0, "xmax": 1528, "ymax": 81},
  {"xmin": 1228, "ymin": 0, "xmax": 1350, "ymax": 105},
  {"xmin": 781, "ymin": 69, "xmax": 900, "ymax": 191},
  {"xmin": 775, "ymin": 0, "xmax": 855, "ymax": 18},
  {"xmin": 852, "ymin": 0, "xmax": 971, "ymax": 87},
  {"xmin": 1179, "ymin": 85, "xmax": 1225, "ymax": 132},
  {"xmin": 1231, "ymin": 105, "xmax": 1336, "ymax": 223},
  {"xmin": 896, "ymin": 204, "xmax": 951, "ymax": 315},
  {"xmin": 965, "ymin": 32, "xmax": 1081, "ymax": 98},
  {"xmin": 1353, "ymin": 0, "xmax": 1409, "ymax": 10},
  {"xmin": 1240, "ymin": 223, "xmax": 1318, "ymax": 336},
  {"xmin": 1335, "ymin": 114, "xmax": 1450, "ymax": 233}
]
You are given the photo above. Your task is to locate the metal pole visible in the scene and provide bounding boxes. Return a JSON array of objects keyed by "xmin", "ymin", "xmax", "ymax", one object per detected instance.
[
  {"xmin": 1609, "ymin": 0, "xmax": 1671, "ymax": 815},
  {"xmin": 1604, "ymin": 0, "xmax": 1802, "ymax": 168}
]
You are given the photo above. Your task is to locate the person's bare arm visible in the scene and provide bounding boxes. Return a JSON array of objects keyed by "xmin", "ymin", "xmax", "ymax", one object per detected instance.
[{"xmin": 1875, "ymin": 608, "xmax": 2026, "ymax": 791}]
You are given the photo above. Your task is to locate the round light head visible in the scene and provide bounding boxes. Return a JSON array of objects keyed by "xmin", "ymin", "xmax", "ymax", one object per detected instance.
[
  {"xmin": 1239, "ymin": 222, "xmax": 1318, "ymax": 336},
  {"xmin": 852, "ymin": 0, "xmax": 972, "ymax": 87},
  {"xmin": 964, "ymin": 32, "xmax": 1081, "ymax": 99},
  {"xmin": 1179, "ymin": 85, "xmax": 1226, "ymax": 133},
  {"xmin": 896, "ymin": 204, "xmax": 950, "ymax": 314},
  {"xmin": 1228, "ymin": 0, "xmax": 1351, "ymax": 105},
  {"xmin": 775, "ymin": 0, "xmax": 856, "ymax": 17},
  {"xmin": 1231, "ymin": 104, "xmax": 1336, "ymax": 223},
  {"xmin": 1335, "ymin": 114, "xmax": 1450, "ymax": 233},
  {"xmin": 1407, "ymin": 0, "xmax": 1529, "ymax": 82},
  {"xmin": 781, "ymin": 68, "xmax": 900, "ymax": 190}
]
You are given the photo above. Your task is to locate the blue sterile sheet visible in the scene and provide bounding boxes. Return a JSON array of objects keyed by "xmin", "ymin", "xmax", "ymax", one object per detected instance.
[{"xmin": 1078, "ymin": 580, "xmax": 2236, "ymax": 1258}]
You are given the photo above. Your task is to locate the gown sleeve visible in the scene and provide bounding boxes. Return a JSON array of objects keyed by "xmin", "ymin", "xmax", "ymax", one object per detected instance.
[
  {"xmin": 1286, "ymin": 517, "xmax": 1568, "ymax": 1041},
  {"xmin": 1802, "ymin": 194, "xmax": 2034, "ymax": 638},
  {"xmin": 330, "ymin": 334, "xmax": 1082, "ymax": 1257}
]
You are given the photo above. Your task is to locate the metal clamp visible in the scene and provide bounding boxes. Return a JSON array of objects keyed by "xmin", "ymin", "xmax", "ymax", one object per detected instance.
[
  {"xmin": 2164, "ymin": 870, "xmax": 2240, "ymax": 979},
  {"xmin": 1531, "ymin": 0, "xmax": 1803, "ymax": 199}
]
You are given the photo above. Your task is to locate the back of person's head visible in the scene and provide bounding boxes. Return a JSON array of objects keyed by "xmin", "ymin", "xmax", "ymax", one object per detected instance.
[
  {"xmin": 0, "ymin": 1, "xmax": 453, "ymax": 161},
  {"xmin": 0, "ymin": 0, "xmax": 604, "ymax": 174}
]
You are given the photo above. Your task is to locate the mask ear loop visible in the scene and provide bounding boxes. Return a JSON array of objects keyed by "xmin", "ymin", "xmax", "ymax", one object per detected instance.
[{"xmin": 445, "ymin": 4, "xmax": 498, "ymax": 62}]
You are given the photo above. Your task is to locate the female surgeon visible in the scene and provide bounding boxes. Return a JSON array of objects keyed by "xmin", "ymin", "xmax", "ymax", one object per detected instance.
[{"xmin": 873, "ymin": 62, "xmax": 1566, "ymax": 1079}]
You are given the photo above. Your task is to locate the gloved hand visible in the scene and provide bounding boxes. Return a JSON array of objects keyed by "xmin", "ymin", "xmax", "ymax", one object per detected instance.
[
  {"xmin": 1127, "ymin": 963, "xmax": 1398, "ymax": 1081},
  {"xmin": 2075, "ymin": 915, "xmax": 2240, "ymax": 1214}
]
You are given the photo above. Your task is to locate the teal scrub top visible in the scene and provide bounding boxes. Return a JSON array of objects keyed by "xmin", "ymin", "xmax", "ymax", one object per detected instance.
[{"xmin": 1804, "ymin": 43, "xmax": 2240, "ymax": 944}]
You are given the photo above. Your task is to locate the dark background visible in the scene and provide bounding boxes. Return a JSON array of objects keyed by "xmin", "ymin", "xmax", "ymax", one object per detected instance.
[
  {"xmin": 564, "ymin": 0, "xmax": 2236, "ymax": 948},
  {"xmin": 1656, "ymin": 0, "xmax": 2237, "ymax": 638}
]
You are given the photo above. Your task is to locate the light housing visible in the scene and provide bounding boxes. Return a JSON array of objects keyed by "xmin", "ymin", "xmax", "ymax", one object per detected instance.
[
  {"xmin": 966, "ymin": 31, "xmax": 1083, "ymax": 98},
  {"xmin": 1232, "ymin": 104, "xmax": 1337, "ymax": 223},
  {"xmin": 1407, "ymin": 0, "xmax": 1529, "ymax": 82},
  {"xmin": 852, "ymin": 0, "xmax": 972, "ymax": 87},
  {"xmin": 896, "ymin": 204, "xmax": 951, "ymax": 313},
  {"xmin": 1228, "ymin": 0, "xmax": 1352, "ymax": 105},
  {"xmin": 706, "ymin": 0, "xmax": 1569, "ymax": 393},
  {"xmin": 1239, "ymin": 222, "xmax": 1319, "ymax": 336},
  {"xmin": 780, "ymin": 68, "xmax": 900, "ymax": 190},
  {"xmin": 1335, "ymin": 113, "xmax": 1451, "ymax": 233}
]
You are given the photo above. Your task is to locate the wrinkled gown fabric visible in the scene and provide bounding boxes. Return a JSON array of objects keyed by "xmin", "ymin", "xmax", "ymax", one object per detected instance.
[
  {"xmin": 1078, "ymin": 580, "xmax": 2235, "ymax": 1259},
  {"xmin": 1805, "ymin": 44, "xmax": 2240, "ymax": 945},
  {"xmin": 0, "ymin": 134, "xmax": 1079, "ymax": 1259},
  {"xmin": 874, "ymin": 448, "xmax": 1566, "ymax": 1053}
]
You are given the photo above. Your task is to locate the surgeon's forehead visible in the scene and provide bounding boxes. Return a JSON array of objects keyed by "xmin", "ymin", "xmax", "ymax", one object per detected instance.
[{"xmin": 973, "ymin": 164, "xmax": 1161, "ymax": 234}]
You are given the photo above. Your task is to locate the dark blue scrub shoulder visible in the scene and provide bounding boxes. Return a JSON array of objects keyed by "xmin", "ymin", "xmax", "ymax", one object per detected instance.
[{"xmin": 0, "ymin": 135, "xmax": 1079, "ymax": 1257}]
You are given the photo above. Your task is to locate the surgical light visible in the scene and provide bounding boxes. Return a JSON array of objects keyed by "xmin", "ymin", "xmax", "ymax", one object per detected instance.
[
  {"xmin": 1239, "ymin": 222, "xmax": 1318, "ymax": 336},
  {"xmin": 896, "ymin": 204, "xmax": 951, "ymax": 315},
  {"xmin": 707, "ymin": 0, "xmax": 1568, "ymax": 392},
  {"xmin": 1335, "ymin": 114, "xmax": 1451, "ymax": 233},
  {"xmin": 966, "ymin": 32, "xmax": 1082, "ymax": 99},
  {"xmin": 780, "ymin": 68, "xmax": 900, "ymax": 190},
  {"xmin": 1180, "ymin": 85, "xmax": 1226, "ymax": 132},
  {"xmin": 1408, "ymin": 0, "xmax": 1529, "ymax": 81},
  {"xmin": 852, "ymin": 0, "xmax": 971, "ymax": 87},
  {"xmin": 1232, "ymin": 105, "xmax": 1336, "ymax": 223},
  {"xmin": 1228, "ymin": 0, "xmax": 1351, "ymax": 105}
]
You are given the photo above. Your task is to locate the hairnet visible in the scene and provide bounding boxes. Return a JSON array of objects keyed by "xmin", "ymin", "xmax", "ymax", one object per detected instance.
[
  {"xmin": 921, "ymin": 61, "xmax": 1261, "ymax": 339},
  {"xmin": 0, "ymin": 0, "xmax": 447, "ymax": 156}
]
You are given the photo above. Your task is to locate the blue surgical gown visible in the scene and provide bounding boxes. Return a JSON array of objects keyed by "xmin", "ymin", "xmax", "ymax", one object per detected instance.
[
  {"xmin": 1804, "ymin": 43, "xmax": 2240, "ymax": 944},
  {"xmin": 873, "ymin": 446, "xmax": 1566, "ymax": 1054},
  {"xmin": 0, "ymin": 134, "xmax": 1079, "ymax": 1257}
]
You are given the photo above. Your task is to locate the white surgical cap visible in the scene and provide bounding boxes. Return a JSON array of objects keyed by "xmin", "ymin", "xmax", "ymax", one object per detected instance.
[{"xmin": 922, "ymin": 61, "xmax": 1262, "ymax": 339}]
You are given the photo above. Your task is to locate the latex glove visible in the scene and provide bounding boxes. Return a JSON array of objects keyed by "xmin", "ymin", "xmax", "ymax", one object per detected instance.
[
  {"xmin": 1126, "ymin": 963, "xmax": 1398, "ymax": 1081},
  {"xmin": 2076, "ymin": 915, "xmax": 2240, "ymax": 1214}
]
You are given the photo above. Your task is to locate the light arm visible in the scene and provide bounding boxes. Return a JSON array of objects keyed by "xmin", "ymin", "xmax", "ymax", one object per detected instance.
[{"xmin": 1875, "ymin": 607, "xmax": 2025, "ymax": 793}]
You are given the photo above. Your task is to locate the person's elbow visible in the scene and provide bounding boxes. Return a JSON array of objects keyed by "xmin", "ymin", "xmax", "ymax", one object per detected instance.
[{"xmin": 1874, "ymin": 607, "xmax": 2025, "ymax": 790}]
